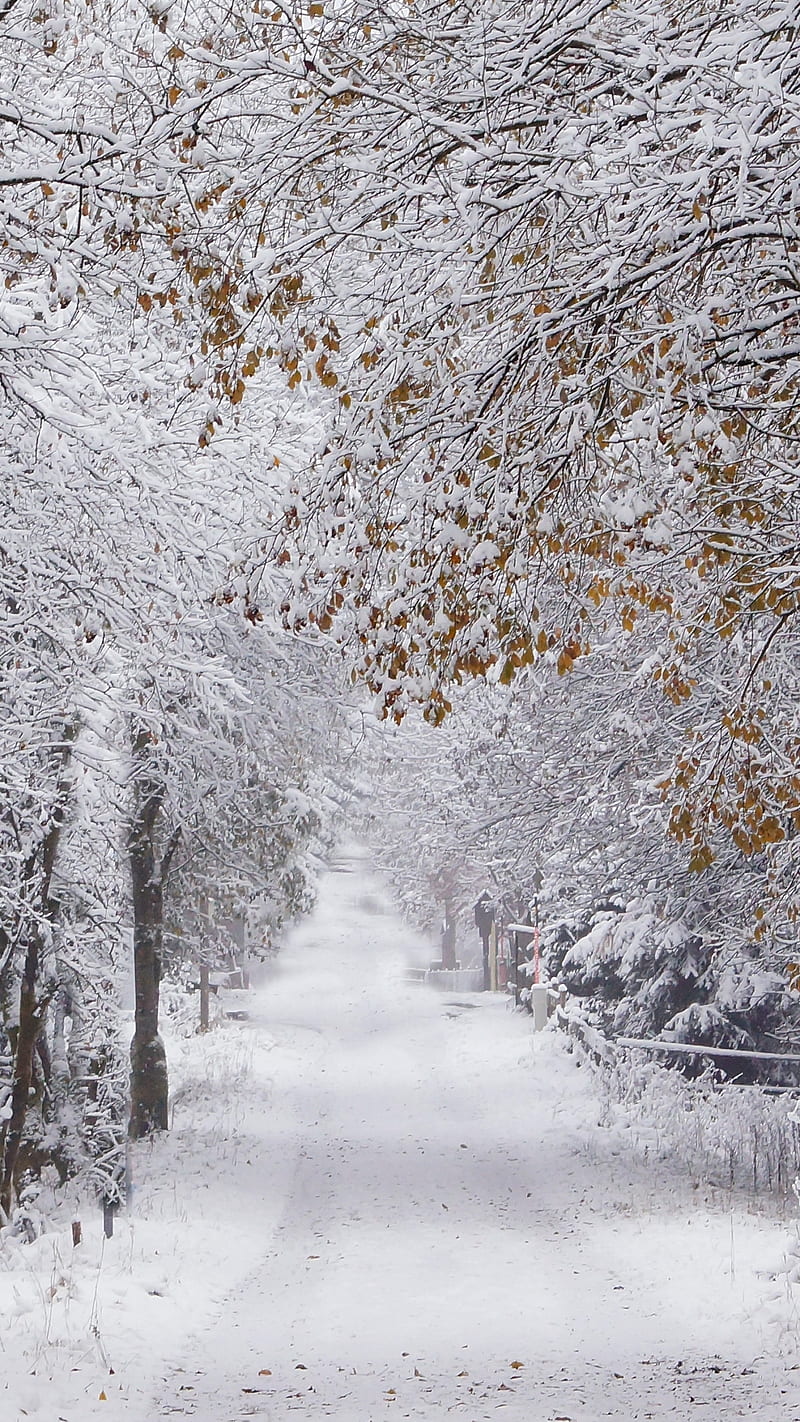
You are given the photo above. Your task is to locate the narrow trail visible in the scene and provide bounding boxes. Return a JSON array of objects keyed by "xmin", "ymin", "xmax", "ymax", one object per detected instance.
[{"xmin": 137, "ymin": 854, "xmax": 800, "ymax": 1421}]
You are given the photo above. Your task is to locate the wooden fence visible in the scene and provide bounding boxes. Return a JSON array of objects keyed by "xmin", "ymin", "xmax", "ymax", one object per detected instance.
[{"xmin": 552, "ymin": 1004, "xmax": 800, "ymax": 1199}]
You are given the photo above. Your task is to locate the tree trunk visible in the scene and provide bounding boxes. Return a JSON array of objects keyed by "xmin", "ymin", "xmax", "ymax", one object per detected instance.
[
  {"xmin": 0, "ymin": 938, "xmax": 42, "ymax": 1221},
  {"xmin": 128, "ymin": 724, "xmax": 174, "ymax": 1139},
  {"xmin": 441, "ymin": 899, "xmax": 457, "ymax": 971},
  {"xmin": 0, "ymin": 723, "xmax": 75, "ymax": 1218}
]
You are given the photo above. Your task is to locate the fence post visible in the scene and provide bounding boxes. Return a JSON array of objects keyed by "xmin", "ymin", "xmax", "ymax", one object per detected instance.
[
  {"xmin": 199, "ymin": 963, "xmax": 210, "ymax": 1032},
  {"xmin": 530, "ymin": 983, "xmax": 549, "ymax": 1031}
]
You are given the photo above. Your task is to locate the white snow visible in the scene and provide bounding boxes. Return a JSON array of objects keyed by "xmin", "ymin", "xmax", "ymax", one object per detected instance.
[{"xmin": 3, "ymin": 853, "xmax": 800, "ymax": 1420}]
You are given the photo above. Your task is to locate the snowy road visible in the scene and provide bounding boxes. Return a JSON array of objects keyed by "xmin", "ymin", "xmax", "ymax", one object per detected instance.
[
  {"xmin": 9, "ymin": 856, "xmax": 800, "ymax": 1421},
  {"xmin": 136, "ymin": 855, "xmax": 800, "ymax": 1421}
]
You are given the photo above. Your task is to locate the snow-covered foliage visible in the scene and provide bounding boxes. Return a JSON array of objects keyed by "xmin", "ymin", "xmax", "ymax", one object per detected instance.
[
  {"xmin": 4, "ymin": 0, "xmax": 800, "ymax": 1213},
  {"xmin": 0, "ymin": 0, "xmax": 360, "ymax": 1207}
]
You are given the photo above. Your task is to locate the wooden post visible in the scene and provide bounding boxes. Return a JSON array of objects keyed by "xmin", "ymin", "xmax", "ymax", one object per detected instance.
[
  {"xmin": 199, "ymin": 963, "xmax": 210, "ymax": 1032},
  {"xmin": 125, "ymin": 1138, "xmax": 133, "ymax": 1212},
  {"xmin": 532, "ymin": 896, "xmax": 541, "ymax": 984},
  {"xmin": 489, "ymin": 921, "xmax": 498, "ymax": 992}
]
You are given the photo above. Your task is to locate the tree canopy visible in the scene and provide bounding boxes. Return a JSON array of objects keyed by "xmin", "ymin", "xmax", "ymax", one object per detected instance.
[{"xmin": 2, "ymin": 0, "xmax": 800, "ymax": 1213}]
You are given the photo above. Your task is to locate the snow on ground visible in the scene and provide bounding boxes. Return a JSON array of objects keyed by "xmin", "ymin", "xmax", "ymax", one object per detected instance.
[{"xmin": 3, "ymin": 850, "xmax": 800, "ymax": 1421}]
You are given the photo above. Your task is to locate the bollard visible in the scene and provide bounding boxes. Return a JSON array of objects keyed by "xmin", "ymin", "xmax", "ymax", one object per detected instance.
[{"xmin": 530, "ymin": 982, "xmax": 550, "ymax": 1032}]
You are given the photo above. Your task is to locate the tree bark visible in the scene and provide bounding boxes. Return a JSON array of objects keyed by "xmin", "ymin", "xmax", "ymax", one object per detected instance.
[
  {"xmin": 441, "ymin": 899, "xmax": 457, "ymax": 971},
  {"xmin": 0, "ymin": 938, "xmax": 42, "ymax": 1220},
  {"xmin": 0, "ymin": 724, "xmax": 75, "ymax": 1219},
  {"xmin": 128, "ymin": 724, "xmax": 174, "ymax": 1139}
]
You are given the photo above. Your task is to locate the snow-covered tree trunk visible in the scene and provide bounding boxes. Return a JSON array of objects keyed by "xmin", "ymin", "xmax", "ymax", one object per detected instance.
[
  {"xmin": 0, "ymin": 937, "xmax": 44, "ymax": 1221},
  {"xmin": 0, "ymin": 726, "xmax": 74, "ymax": 1218},
  {"xmin": 128, "ymin": 725, "xmax": 174, "ymax": 1140}
]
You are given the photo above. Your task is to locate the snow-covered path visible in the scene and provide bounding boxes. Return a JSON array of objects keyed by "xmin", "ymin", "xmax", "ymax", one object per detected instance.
[
  {"xmin": 141, "ymin": 856, "xmax": 800, "ymax": 1421},
  {"xmin": 6, "ymin": 855, "xmax": 800, "ymax": 1421}
]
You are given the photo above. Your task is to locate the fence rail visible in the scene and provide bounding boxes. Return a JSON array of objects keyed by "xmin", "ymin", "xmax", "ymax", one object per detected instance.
[
  {"xmin": 553, "ymin": 1005, "xmax": 800, "ymax": 1200},
  {"xmin": 617, "ymin": 1036, "xmax": 800, "ymax": 1066}
]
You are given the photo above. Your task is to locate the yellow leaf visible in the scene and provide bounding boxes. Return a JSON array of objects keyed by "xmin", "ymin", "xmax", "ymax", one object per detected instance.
[
  {"xmin": 168, "ymin": 85, "xmax": 182, "ymax": 106},
  {"xmin": 688, "ymin": 843, "xmax": 714, "ymax": 872},
  {"xmin": 477, "ymin": 441, "xmax": 501, "ymax": 469}
]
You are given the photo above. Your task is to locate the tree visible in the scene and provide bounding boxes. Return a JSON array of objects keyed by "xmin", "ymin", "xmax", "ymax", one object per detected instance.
[
  {"xmin": 220, "ymin": 0, "xmax": 800, "ymax": 892},
  {"xmin": 0, "ymin": 0, "xmax": 349, "ymax": 1189}
]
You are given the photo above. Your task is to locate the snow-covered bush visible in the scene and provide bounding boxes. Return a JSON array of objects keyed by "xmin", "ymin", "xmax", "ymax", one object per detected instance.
[{"xmin": 545, "ymin": 892, "xmax": 800, "ymax": 1075}]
